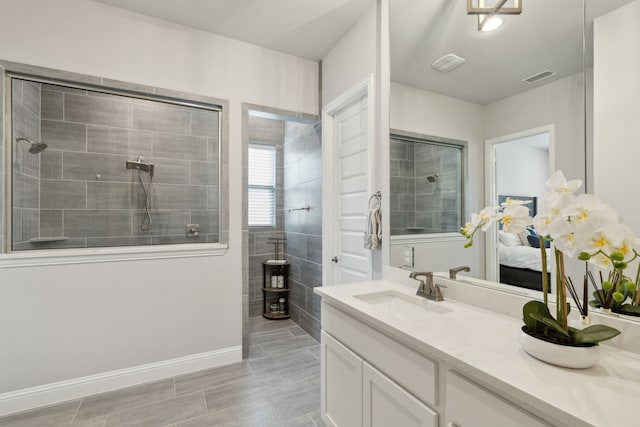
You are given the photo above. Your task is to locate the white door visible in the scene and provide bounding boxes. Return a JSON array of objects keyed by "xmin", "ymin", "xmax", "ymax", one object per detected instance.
[
  {"xmin": 330, "ymin": 94, "xmax": 373, "ymax": 284},
  {"xmin": 321, "ymin": 331, "xmax": 363, "ymax": 427},
  {"xmin": 363, "ymin": 362, "xmax": 438, "ymax": 427}
]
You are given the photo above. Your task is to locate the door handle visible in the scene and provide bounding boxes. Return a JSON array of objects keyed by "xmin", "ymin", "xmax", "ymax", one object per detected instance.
[{"xmin": 331, "ymin": 256, "xmax": 339, "ymax": 263}]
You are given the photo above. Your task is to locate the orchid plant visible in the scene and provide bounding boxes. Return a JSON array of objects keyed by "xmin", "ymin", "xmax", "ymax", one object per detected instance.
[{"xmin": 462, "ymin": 171, "xmax": 626, "ymax": 346}]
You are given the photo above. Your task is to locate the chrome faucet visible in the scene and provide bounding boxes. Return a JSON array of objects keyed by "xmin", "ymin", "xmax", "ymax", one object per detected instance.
[
  {"xmin": 409, "ymin": 271, "xmax": 445, "ymax": 302},
  {"xmin": 449, "ymin": 266, "xmax": 470, "ymax": 280}
]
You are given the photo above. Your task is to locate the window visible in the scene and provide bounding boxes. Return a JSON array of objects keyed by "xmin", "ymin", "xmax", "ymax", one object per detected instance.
[
  {"xmin": 8, "ymin": 75, "xmax": 222, "ymax": 251},
  {"xmin": 248, "ymin": 144, "xmax": 276, "ymax": 226}
]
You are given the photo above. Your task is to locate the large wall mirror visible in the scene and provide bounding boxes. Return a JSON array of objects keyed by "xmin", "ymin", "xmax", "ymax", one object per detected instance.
[{"xmin": 388, "ymin": 0, "xmax": 639, "ymax": 318}]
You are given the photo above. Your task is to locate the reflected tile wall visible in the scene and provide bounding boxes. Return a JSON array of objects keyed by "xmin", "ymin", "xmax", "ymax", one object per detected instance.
[
  {"xmin": 11, "ymin": 79, "xmax": 41, "ymax": 249},
  {"xmin": 391, "ymin": 138, "xmax": 462, "ymax": 235},
  {"xmin": 11, "ymin": 78, "xmax": 221, "ymax": 250}
]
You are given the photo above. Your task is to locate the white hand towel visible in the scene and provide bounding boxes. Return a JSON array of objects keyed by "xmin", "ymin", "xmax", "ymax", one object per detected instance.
[{"xmin": 365, "ymin": 207, "xmax": 382, "ymax": 249}]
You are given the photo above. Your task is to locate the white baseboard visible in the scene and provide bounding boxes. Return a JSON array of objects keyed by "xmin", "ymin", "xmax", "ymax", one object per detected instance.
[{"xmin": 0, "ymin": 345, "xmax": 242, "ymax": 417}]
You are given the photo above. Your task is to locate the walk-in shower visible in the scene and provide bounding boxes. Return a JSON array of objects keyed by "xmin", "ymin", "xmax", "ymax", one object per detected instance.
[
  {"xmin": 16, "ymin": 137, "xmax": 48, "ymax": 154},
  {"xmin": 126, "ymin": 157, "xmax": 155, "ymax": 231},
  {"xmin": 8, "ymin": 71, "xmax": 222, "ymax": 252}
]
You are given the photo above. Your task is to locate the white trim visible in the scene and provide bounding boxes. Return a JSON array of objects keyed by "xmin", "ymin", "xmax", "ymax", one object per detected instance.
[
  {"xmin": 0, "ymin": 345, "xmax": 241, "ymax": 417},
  {"xmin": 484, "ymin": 124, "xmax": 555, "ymax": 282},
  {"xmin": 389, "ymin": 232, "xmax": 465, "ymax": 245},
  {"xmin": 0, "ymin": 243, "xmax": 228, "ymax": 268},
  {"xmin": 322, "ymin": 75, "xmax": 375, "ymax": 285}
]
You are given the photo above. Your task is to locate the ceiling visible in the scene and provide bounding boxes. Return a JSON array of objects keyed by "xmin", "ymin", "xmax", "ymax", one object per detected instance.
[
  {"xmin": 390, "ymin": 0, "xmax": 635, "ymax": 105},
  {"xmin": 94, "ymin": 0, "xmax": 375, "ymax": 61}
]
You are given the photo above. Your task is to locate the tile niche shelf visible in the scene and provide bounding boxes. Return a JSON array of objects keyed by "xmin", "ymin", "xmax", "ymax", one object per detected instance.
[{"xmin": 262, "ymin": 259, "xmax": 290, "ymax": 320}]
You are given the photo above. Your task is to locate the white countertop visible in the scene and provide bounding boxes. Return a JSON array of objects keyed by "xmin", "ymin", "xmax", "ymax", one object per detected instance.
[{"xmin": 315, "ymin": 280, "xmax": 640, "ymax": 427}]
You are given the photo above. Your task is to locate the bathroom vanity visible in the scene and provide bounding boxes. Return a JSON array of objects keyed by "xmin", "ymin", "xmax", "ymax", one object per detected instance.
[{"xmin": 315, "ymin": 279, "xmax": 640, "ymax": 427}]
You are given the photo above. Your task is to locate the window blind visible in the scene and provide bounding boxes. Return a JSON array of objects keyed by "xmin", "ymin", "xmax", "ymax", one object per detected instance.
[{"xmin": 248, "ymin": 144, "xmax": 276, "ymax": 226}]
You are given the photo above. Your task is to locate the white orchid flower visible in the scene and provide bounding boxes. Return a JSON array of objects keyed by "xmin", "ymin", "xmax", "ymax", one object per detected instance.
[
  {"xmin": 479, "ymin": 206, "xmax": 502, "ymax": 232},
  {"xmin": 590, "ymin": 253, "xmax": 614, "ymax": 269},
  {"xmin": 461, "ymin": 213, "xmax": 483, "ymax": 238},
  {"xmin": 548, "ymin": 219, "xmax": 579, "ymax": 257},
  {"xmin": 577, "ymin": 223, "xmax": 620, "ymax": 256},
  {"xmin": 612, "ymin": 230, "xmax": 636, "ymax": 259},
  {"xmin": 540, "ymin": 191, "xmax": 576, "ymax": 221},
  {"xmin": 532, "ymin": 213, "xmax": 553, "ymax": 237},
  {"xmin": 545, "ymin": 170, "xmax": 582, "ymax": 194},
  {"xmin": 568, "ymin": 194, "xmax": 617, "ymax": 227},
  {"xmin": 597, "ymin": 222, "xmax": 634, "ymax": 256},
  {"xmin": 500, "ymin": 205, "xmax": 532, "ymax": 234}
]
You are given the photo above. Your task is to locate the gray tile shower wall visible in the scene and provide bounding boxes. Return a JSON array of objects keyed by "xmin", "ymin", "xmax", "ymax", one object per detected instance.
[
  {"xmin": 414, "ymin": 143, "xmax": 461, "ymax": 233},
  {"xmin": 248, "ymin": 116, "xmax": 285, "ymax": 318},
  {"xmin": 390, "ymin": 138, "xmax": 415, "ymax": 235},
  {"xmin": 12, "ymin": 79, "xmax": 41, "ymax": 247},
  {"xmin": 284, "ymin": 121, "xmax": 322, "ymax": 341},
  {"xmin": 10, "ymin": 78, "xmax": 221, "ymax": 250}
]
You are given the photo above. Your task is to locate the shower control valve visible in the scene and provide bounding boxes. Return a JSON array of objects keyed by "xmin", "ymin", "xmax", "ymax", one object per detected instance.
[{"xmin": 187, "ymin": 224, "xmax": 200, "ymax": 237}]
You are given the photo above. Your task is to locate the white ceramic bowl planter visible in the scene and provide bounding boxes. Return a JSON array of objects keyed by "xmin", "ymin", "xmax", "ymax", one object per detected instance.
[{"xmin": 519, "ymin": 329, "xmax": 601, "ymax": 369}]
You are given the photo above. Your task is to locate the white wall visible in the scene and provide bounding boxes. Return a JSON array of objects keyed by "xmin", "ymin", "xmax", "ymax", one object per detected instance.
[
  {"xmin": 389, "ymin": 82, "xmax": 485, "ymax": 277},
  {"xmin": 594, "ymin": 0, "xmax": 640, "ymax": 232},
  {"xmin": 484, "ymin": 72, "xmax": 587, "ymax": 183},
  {"xmin": 0, "ymin": 0, "xmax": 318, "ymax": 401},
  {"xmin": 322, "ymin": 4, "xmax": 378, "ymax": 108},
  {"xmin": 321, "ymin": 0, "xmax": 388, "ymax": 280},
  {"xmin": 495, "ymin": 143, "xmax": 549, "ymax": 200}
]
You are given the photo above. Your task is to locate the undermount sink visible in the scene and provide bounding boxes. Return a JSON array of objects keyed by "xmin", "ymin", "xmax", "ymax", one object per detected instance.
[{"xmin": 353, "ymin": 290, "xmax": 452, "ymax": 320}]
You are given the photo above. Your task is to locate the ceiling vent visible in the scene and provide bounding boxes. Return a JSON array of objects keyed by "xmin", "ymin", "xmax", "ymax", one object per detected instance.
[
  {"xmin": 431, "ymin": 54, "xmax": 466, "ymax": 73},
  {"xmin": 522, "ymin": 70, "xmax": 557, "ymax": 85}
]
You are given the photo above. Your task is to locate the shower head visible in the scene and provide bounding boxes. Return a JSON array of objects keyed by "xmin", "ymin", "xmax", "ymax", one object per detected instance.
[
  {"xmin": 426, "ymin": 174, "xmax": 438, "ymax": 183},
  {"xmin": 17, "ymin": 137, "xmax": 48, "ymax": 154}
]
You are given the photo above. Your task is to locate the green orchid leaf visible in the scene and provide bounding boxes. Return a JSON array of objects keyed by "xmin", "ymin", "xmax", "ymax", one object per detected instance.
[
  {"xmin": 522, "ymin": 301, "xmax": 551, "ymax": 331},
  {"xmin": 529, "ymin": 312, "xmax": 571, "ymax": 338},
  {"xmin": 593, "ymin": 290, "xmax": 605, "ymax": 304},
  {"xmin": 618, "ymin": 304, "xmax": 640, "ymax": 316},
  {"xmin": 572, "ymin": 325, "xmax": 621, "ymax": 344}
]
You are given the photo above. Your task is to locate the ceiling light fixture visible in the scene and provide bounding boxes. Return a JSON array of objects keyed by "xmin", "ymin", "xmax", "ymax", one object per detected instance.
[
  {"xmin": 478, "ymin": 15, "xmax": 503, "ymax": 32},
  {"xmin": 467, "ymin": 0, "xmax": 522, "ymax": 32}
]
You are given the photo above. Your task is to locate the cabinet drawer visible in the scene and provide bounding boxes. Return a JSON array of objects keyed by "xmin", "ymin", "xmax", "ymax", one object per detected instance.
[
  {"xmin": 323, "ymin": 303, "xmax": 438, "ymax": 406},
  {"xmin": 445, "ymin": 371, "xmax": 551, "ymax": 427}
]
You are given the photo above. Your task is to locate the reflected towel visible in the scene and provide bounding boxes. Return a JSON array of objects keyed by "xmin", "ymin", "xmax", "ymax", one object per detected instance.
[{"xmin": 365, "ymin": 207, "xmax": 382, "ymax": 250}]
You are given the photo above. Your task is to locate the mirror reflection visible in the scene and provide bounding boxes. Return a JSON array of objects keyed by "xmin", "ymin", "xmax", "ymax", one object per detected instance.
[
  {"xmin": 388, "ymin": 0, "xmax": 637, "ymax": 308},
  {"xmin": 390, "ymin": 132, "xmax": 465, "ymax": 236}
]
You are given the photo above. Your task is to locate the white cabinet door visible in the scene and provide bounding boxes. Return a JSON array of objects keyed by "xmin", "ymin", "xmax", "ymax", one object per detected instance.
[
  {"xmin": 321, "ymin": 331, "xmax": 363, "ymax": 427},
  {"xmin": 363, "ymin": 362, "xmax": 438, "ymax": 427},
  {"xmin": 445, "ymin": 371, "xmax": 551, "ymax": 427}
]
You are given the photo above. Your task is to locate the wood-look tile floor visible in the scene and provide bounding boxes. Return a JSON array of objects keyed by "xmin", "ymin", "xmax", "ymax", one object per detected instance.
[{"xmin": 0, "ymin": 318, "xmax": 325, "ymax": 427}]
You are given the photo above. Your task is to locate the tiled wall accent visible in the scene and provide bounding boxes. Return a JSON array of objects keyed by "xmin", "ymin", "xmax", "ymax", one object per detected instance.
[
  {"xmin": 11, "ymin": 78, "xmax": 220, "ymax": 250},
  {"xmin": 12, "ymin": 79, "xmax": 42, "ymax": 247},
  {"xmin": 390, "ymin": 138, "xmax": 415, "ymax": 235},
  {"xmin": 414, "ymin": 143, "xmax": 461, "ymax": 233},
  {"xmin": 248, "ymin": 116, "xmax": 285, "ymax": 317},
  {"xmin": 284, "ymin": 121, "xmax": 322, "ymax": 341},
  {"xmin": 390, "ymin": 137, "xmax": 462, "ymax": 235}
]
